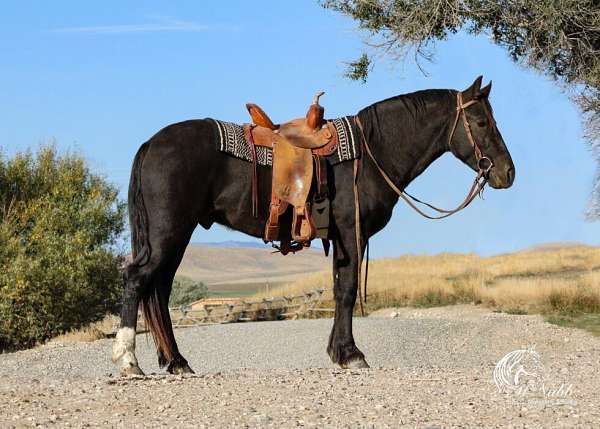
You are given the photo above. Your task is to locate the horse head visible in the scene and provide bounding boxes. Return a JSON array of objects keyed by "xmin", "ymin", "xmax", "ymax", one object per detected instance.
[{"xmin": 449, "ymin": 76, "xmax": 515, "ymax": 190}]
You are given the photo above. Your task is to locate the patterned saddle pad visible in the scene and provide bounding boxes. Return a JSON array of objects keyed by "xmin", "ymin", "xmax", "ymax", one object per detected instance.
[{"xmin": 209, "ymin": 116, "xmax": 360, "ymax": 166}]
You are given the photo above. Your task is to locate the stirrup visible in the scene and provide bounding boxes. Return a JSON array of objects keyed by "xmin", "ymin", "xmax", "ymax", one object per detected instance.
[
  {"xmin": 292, "ymin": 206, "xmax": 316, "ymax": 243},
  {"xmin": 271, "ymin": 240, "xmax": 304, "ymax": 255}
]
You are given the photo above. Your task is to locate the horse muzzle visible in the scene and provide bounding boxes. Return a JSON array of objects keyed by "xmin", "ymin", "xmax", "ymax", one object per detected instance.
[{"xmin": 487, "ymin": 161, "xmax": 515, "ymax": 189}]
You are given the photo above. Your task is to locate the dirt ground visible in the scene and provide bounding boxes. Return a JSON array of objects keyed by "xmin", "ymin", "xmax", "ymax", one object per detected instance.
[{"xmin": 1, "ymin": 305, "xmax": 599, "ymax": 428}]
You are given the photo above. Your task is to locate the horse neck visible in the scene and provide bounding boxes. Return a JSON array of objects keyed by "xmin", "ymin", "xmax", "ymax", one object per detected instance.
[{"xmin": 360, "ymin": 92, "xmax": 453, "ymax": 189}]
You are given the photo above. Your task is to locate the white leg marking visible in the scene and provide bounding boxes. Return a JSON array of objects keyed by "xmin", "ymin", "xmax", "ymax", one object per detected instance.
[{"xmin": 112, "ymin": 327, "xmax": 140, "ymax": 371}]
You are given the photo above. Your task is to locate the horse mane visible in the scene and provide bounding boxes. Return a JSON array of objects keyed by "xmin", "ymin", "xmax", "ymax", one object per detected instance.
[
  {"xmin": 356, "ymin": 89, "xmax": 458, "ymax": 150},
  {"xmin": 364, "ymin": 89, "xmax": 456, "ymax": 121}
]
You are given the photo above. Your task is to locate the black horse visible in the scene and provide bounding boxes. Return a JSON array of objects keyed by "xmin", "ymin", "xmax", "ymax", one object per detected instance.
[{"xmin": 112, "ymin": 76, "xmax": 515, "ymax": 375}]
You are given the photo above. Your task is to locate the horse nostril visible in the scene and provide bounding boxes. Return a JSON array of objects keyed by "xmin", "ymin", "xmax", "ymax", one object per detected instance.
[{"xmin": 506, "ymin": 166, "xmax": 515, "ymax": 184}]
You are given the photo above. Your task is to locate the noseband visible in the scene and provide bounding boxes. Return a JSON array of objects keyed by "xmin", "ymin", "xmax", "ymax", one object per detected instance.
[{"xmin": 355, "ymin": 91, "xmax": 493, "ymax": 220}]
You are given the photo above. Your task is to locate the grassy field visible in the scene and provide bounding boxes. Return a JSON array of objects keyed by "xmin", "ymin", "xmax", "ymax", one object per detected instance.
[
  {"xmin": 54, "ymin": 245, "xmax": 600, "ymax": 344},
  {"xmin": 253, "ymin": 246, "xmax": 600, "ymax": 334}
]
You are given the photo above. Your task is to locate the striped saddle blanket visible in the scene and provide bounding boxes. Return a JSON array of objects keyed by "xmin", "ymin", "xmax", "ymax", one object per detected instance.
[{"xmin": 209, "ymin": 116, "xmax": 361, "ymax": 166}]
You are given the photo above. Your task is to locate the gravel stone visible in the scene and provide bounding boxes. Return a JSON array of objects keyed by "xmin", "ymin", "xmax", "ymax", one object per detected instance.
[{"xmin": 0, "ymin": 305, "xmax": 599, "ymax": 428}]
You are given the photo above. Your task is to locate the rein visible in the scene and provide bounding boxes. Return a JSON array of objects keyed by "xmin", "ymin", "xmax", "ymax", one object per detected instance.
[
  {"xmin": 355, "ymin": 92, "xmax": 492, "ymax": 220},
  {"xmin": 352, "ymin": 92, "xmax": 494, "ymax": 314}
]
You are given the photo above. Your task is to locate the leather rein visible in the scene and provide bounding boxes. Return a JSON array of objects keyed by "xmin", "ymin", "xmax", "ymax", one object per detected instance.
[
  {"xmin": 355, "ymin": 92, "xmax": 494, "ymax": 220},
  {"xmin": 352, "ymin": 92, "xmax": 494, "ymax": 316}
]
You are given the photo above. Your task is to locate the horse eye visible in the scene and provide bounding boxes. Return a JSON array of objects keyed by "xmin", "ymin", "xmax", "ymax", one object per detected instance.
[{"xmin": 476, "ymin": 120, "xmax": 486, "ymax": 128}]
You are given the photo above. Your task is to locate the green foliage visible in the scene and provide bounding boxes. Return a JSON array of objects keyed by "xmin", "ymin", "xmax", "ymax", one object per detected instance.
[
  {"xmin": 546, "ymin": 313, "xmax": 600, "ymax": 336},
  {"xmin": 322, "ymin": 1, "xmax": 600, "ymax": 87},
  {"xmin": 169, "ymin": 276, "xmax": 208, "ymax": 308},
  {"xmin": 345, "ymin": 53, "xmax": 371, "ymax": 83},
  {"xmin": 0, "ymin": 145, "xmax": 125, "ymax": 351}
]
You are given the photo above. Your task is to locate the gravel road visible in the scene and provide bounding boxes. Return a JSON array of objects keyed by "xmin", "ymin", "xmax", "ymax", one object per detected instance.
[{"xmin": 1, "ymin": 305, "xmax": 599, "ymax": 428}]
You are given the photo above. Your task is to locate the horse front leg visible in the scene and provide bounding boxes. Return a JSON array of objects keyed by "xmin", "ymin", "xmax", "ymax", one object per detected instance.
[{"xmin": 327, "ymin": 236, "xmax": 370, "ymax": 369}]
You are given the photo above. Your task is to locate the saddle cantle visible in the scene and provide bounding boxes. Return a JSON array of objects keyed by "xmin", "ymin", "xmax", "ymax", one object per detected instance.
[{"xmin": 244, "ymin": 91, "xmax": 338, "ymax": 255}]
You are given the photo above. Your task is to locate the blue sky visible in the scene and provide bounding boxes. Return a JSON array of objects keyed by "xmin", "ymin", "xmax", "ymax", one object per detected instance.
[{"xmin": 2, "ymin": 1, "xmax": 599, "ymax": 257}]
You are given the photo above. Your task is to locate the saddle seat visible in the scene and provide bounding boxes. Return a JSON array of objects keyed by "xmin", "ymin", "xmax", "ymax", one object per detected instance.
[{"xmin": 244, "ymin": 91, "xmax": 338, "ymax": 254}]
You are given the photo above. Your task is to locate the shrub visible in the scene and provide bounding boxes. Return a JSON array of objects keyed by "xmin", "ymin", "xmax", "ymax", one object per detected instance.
[
  {"xmin": 0, "ymin": 145, "xmax": 125, "ymax": 351},
  {"xmin": 169, "ymin": 276, "xmax": 208, "ymax": 308}
]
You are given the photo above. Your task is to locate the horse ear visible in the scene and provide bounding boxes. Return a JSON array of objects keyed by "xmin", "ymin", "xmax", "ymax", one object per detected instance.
[
  {"xmin": 480, "ymin": 81, "xmax": 492, "ymax": 98},
  {"xmin": 463, "ymin": 76, "xmax": 483, "ymax": 99}
]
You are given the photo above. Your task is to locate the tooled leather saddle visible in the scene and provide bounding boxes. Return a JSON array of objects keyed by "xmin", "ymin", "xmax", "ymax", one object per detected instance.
[{"xmin": 244, "ymin": 91, "xmax": 339, "ymax": 255}]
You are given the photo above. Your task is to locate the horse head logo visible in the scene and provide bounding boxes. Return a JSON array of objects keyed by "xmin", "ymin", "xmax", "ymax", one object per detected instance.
[{"xmin": 493, "ymin": 345, "xmax": 545, "ymax": 394}]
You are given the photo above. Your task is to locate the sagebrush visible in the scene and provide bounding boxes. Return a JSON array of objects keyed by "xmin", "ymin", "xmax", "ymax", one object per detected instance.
[
  {"xmin": 169, "ymin": 276, "xmax": 208, "ymax": 307},
  {"xmin": 0, "ymin": 145, "xmax": 125, "ymax": 351}
]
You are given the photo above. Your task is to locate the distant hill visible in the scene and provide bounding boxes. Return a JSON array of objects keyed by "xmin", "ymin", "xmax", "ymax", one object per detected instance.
[
  {"xmin": 193, "ymin": 240, "xmax": 268, "ymax": 249},
  {"xmin": 194, "ymin": 240, "xmax": 324, "ymax": 249},
  {"xmin": 176, "ymin": 241, "xmax": 596, "ymax": 297},
  {"xmin": 521, "ymin": 241, "xmax": 590, "ymax": 253},
  {"xmin": 176, "ymin": 242, "xmax": 330, "ymax": 287}
]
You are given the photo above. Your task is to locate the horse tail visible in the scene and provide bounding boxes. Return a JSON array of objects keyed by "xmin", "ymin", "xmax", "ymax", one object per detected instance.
[
  {"xmin": 128, "ymin": 142, "xmax": 176, "ymax": 366},
  {"xmin": 128, "ymin": 141, "xmax": 151, "ymax": 267}
]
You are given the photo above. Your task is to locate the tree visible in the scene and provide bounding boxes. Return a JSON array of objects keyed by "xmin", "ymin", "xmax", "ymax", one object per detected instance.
[
  {"xmin": 321, "ymin": 0, "xmax": 600, "ymax": 214},
  {"xmin": 0, "ymin": 145, "xmax": 126, "ymax": 351},
  {"xmin": 169, "ymin": 276, "xmax": 208, "ymax": 308}
]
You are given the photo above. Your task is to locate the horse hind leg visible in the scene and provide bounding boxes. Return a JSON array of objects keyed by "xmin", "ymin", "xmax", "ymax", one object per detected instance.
[
  {"xmin": 112, "ymin": 262, "xmax": 152, "ymax": 376},
  {"xmin": 113, "ymin": 246, "xmax": 195, "ymax": 376},
  {"xmin": 147, "ymin": 264, "xmax": 195, "ymax": 375},
  {"xmin": 113, "ymin": 140, "xmax": 151, "ymax": 376},
  {"xmin": 133, "ymin": 227, "xmax": 200, "ymax": 374}
]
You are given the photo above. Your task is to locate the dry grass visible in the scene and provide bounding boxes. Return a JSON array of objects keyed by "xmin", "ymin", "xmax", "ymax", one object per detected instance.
[
  {"xmin": 253, "ymin": 246, "xmax": 600, "ymax": 317},
  {"xmin": 50, "ymin": 315, "xmax": 119, "ymax": 344},
  {"xmin": 53, "ymin": 247, "xmax": 600, "ymax": 344}
]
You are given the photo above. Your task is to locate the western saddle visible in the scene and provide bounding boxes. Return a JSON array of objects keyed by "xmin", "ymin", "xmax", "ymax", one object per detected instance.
[{"xmin": 244, "ymin": 91, "xmax": 339, "ymax": 255}]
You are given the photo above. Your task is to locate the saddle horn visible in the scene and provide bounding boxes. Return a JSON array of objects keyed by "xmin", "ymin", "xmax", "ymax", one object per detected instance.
[{"xmin": 306, "ymin": 91, "xmax": 325, "ymax": 130}]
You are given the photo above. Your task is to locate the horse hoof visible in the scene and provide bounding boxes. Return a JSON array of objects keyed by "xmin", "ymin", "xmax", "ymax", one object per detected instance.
[
  {"xmin": 168, "ymin": 362, "xmax": 195, "ymax": 375},
  {"xmin": 340, "ymin": 358, "xmax": 370, "ymax": 369},
  {"xmin": 120, "ymin": 364, "xmax": 145, "ymax": 377}
]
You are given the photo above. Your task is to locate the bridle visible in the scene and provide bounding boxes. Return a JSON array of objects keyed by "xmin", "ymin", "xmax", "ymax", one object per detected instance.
[
  {"xmin": 448, "ymin": 91, "xmax": 494, "ymax": 182},
  {"xmin": 355, "ymin": 91, "xmax": 495, "ymax": 220}
]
